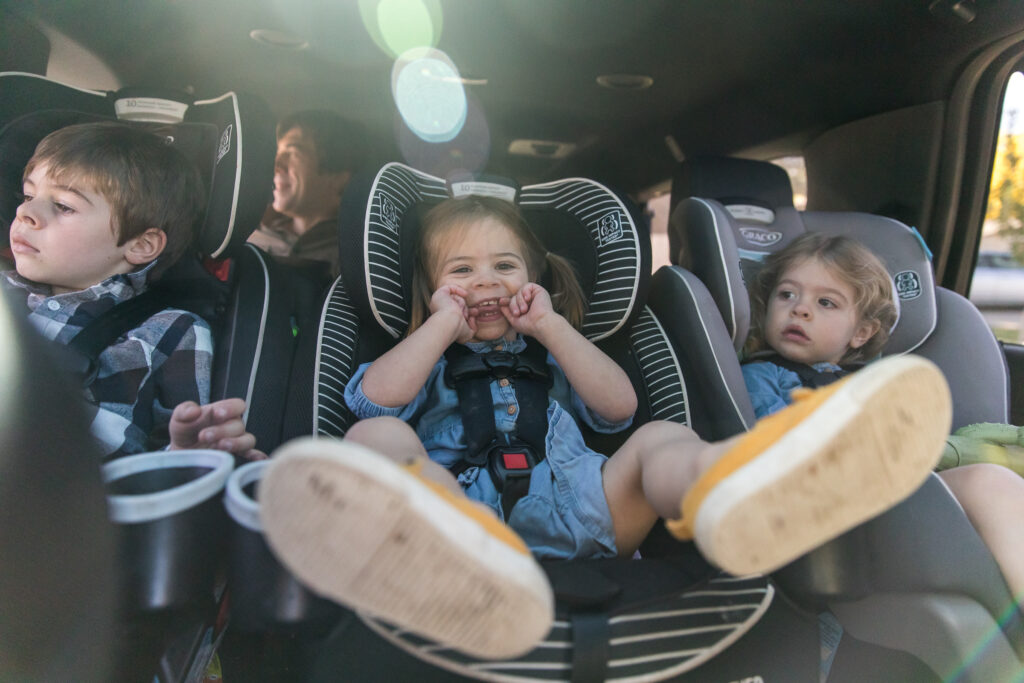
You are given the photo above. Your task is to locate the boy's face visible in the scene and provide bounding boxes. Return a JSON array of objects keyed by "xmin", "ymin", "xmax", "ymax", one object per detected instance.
[
  {"xmin": 9, "ymin": 163, "xmax": 137, "ymax": 294},
  {"xmin": 764, "ymin": 257, "xmax": 878, "ymax": 365}
]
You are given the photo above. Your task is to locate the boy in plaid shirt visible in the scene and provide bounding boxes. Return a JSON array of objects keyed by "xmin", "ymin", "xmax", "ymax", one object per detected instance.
[{"xmin": 4, "ymin": 121, "xmax": 262, "ymax": 460}]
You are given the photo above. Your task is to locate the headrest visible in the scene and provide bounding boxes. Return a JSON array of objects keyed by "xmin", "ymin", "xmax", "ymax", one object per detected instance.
[
  {"xmin": 671, "ymin": 155, "xmax": 795, "ymax": 216},
  {"xmin": 671, "ymin": 156, "xmax": 937, "ymax": 356},
  {"xmin": 0, "ymin": 72, "xmax": 275, "ymax": 258},
  {"xmin": 338, "ymin": 162, "xmax": 650, "ymax": 342}
]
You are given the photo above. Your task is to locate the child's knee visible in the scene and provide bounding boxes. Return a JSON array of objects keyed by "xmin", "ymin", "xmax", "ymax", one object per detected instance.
[
  {"xmin": 633, "ymin": 420, "xmax": 700, "ymax": 444},
  {"xmin": 345, "ymin": 416, "xmax": 409, "ymax": 444},
  {"xmin": 942, "ymin": 463, "xmax": 1022, "ymax": 501}
]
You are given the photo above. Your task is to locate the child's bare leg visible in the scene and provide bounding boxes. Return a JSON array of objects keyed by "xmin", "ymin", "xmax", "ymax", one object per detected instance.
[
  {"xmin": 345, "ymin": 416, "xmax": 462, "ymax": 496},
  {"xmin": 939, "ymin": 464, "xmax": 1024, "ymax": 601},
  {"xmin": 602, "ymin": 421, "xmax": 730, "ymax": 556}
]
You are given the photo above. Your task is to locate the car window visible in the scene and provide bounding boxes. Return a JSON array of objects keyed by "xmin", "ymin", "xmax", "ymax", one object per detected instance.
[{"xmin": 975, "ymin": 70, "xmax": 1024, "ymax": 342}]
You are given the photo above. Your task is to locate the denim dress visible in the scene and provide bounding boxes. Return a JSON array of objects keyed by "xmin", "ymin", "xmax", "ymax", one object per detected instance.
[{"xmin": 345, "ymin": 335, "xmax": 631, "ymax": 560}]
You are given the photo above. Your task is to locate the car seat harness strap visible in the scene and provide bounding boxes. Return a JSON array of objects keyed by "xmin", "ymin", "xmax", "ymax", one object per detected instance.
[
  {"xmin": 749, "ymin": 352, "xmax": 863, "ymax": 389},
  {"xmin": 66, "ymin": 289, "xmax": 172, "ymax": 386},
  {"xmin": 444, "ymin": 338, "xmax": 552, "ymax": 518}
]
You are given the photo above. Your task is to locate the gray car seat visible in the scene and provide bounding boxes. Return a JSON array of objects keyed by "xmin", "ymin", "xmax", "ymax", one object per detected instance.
[
  {"xmin": 668, "ymin": 155, "xmax": 1009, "ymax": 430},
  {"xmin": 658, "ymin": 155, "xmax": 1023, "ymax": 680}
]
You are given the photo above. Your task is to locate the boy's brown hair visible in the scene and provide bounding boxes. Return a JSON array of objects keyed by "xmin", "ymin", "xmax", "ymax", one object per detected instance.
[
  {"xmin": 408, "ymin": 196, "xmax": 586, "ymax": 334},
  {"xmin": 746, "ymin": 232, "xmax": 898, "ymax": 363},
  {"xmin": 24, "ymin": 121, "xmax": 205, "ymax": 279}
]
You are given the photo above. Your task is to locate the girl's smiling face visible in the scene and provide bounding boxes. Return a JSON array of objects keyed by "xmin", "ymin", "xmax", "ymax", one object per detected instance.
[
  {"xmin": 432, "ymin": 217, "xmax": 530, "ymax": 342},
  {"xmin": 764, "ymin": 257, "xmax": 880, "ymax": 365}
]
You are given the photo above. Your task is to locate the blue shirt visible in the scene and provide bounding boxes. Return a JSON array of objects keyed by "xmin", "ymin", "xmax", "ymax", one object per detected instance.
[
  {"xmin": 742, "ymin": 359, "xmax": 844, "ymax": 419},
  {"xmin": 345, "ymin": 334, "xmax": 632, "ymax": 559}
]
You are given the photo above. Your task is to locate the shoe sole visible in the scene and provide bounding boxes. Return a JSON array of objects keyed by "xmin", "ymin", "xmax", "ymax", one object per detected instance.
[
  {"xmin": 258, "ymin": 437, "xmax": 554, "ymax": 659},
  {"xmin": 696, "ymin": 355, "xmax": 951, "ymax": 576}
]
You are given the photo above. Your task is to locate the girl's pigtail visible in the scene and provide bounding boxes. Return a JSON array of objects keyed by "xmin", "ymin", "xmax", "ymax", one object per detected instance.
[{"xmin": 544, "ymin": 252, "xmax": 587, "ymax": 331}]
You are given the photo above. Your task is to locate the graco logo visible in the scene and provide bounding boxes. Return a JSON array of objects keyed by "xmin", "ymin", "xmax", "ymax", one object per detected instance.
[
  {"xmin": 596, "ymin": 212, "xmax": 623, "ymax": 246},
  {"xmin": 380, "ymin": 194, "xmax": 399, "ymax": 232},
  {"xmin": 738, "ymin": 227, "xmax": 782, "ymax": 246},
  {"xmin": 216, "ymin": 124, "xmax": 232, "ymax": 164},
  {"xmin": 894, "ymin": 270, "xmax": 922, "ymax": 300}
]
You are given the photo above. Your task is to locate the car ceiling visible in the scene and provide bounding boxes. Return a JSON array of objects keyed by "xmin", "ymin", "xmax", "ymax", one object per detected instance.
[{"xmin": 6, "ymin": 0, "xmax": 1024, "ymax": 196}]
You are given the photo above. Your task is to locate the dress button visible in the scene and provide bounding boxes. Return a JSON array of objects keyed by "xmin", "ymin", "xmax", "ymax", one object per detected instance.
[
  {"xmin": 507, "ymin": 405, "xmax": 517, "ymax": 415},
  {"xmin": 47, "ymin": 300, "xmax": 60, "ymax": 311},
  {"xmin": 499, "ymin": 378, "xmax": 510, "ymax": 387},
  {"xmin": 495, "ymin": 345, "xmax": 504, "ymax": 351}
]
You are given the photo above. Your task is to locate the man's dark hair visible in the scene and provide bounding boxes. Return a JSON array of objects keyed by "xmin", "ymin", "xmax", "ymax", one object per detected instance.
[
  {"xmin": 276, "ymin": 110, "xmax": 369, "ymax": 174},
  {"xmin": 25, "ymin": 121, "xmax": 204, "ymax": 280}
]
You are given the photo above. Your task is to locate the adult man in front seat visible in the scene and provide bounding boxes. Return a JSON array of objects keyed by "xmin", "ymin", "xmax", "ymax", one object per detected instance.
[{"xmin": 249, "ymin": 110, "xmax": 368, "ymax": 277}]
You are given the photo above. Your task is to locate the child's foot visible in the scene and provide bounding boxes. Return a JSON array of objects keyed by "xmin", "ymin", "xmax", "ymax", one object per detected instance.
[
  {"xmin": 258, "ymin": 437, "xmax": 553, "ymax": 659},
  {"xmin": 667, "ymin": 355, "xmax": 951, "ymax": 576}
]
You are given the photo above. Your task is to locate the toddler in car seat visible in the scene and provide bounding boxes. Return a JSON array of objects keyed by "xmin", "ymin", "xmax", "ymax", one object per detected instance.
[
  {"xmin": 3, "ymin": 121, "xmax": 263, "ymax": 461},
  {"xmin": 742, "ymin": 231, "xmax": 1024, "ymax": 602},
  {"xmin": 259, "ymin": 196, "xmax": 951, "ymax": 659}
]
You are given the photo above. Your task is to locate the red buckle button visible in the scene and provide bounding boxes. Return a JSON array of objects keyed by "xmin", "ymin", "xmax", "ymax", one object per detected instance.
[{"xmin": 502, "ymin": 452, "xmax": 529, "ymax": 470}]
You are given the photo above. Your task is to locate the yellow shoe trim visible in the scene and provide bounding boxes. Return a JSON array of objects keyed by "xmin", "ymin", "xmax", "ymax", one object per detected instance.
[
  {"xmin": 402, "ymin": 460, "xmax": 531, "ymax": 555},
  {"xmin": 666, "ymin": 378, "xmax": 849, "ymax": 540}
]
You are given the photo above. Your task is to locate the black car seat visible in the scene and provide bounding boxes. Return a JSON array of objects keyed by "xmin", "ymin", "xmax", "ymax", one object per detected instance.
[
  {"xmin": 658, "ymin": 155, "xmax": 1023, "ymax": 680},
  {"xmin": 0, "ymin": 71, "xmax": 315, "ymax": 454},
  {"xmin": 0, "ymin": 72, "xmax": 319, "ymax": 681},
  {"xmin": 238, "ymin": 161, "xmax": 999, "ymax": 683}
]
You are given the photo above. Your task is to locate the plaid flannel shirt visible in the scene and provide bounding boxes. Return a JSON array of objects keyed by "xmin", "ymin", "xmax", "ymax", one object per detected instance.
[{"xmin": 3, "ymin": 265, "xmax": 212, "ymax": 458}]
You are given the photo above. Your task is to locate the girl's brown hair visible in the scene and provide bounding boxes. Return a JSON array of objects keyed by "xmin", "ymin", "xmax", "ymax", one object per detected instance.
[
  {"xmin": 746, "ymin": 232, "xmax": 898, "ymax": 363},
  {"xmin": 408, "ymin": 196, "xmax": 586, "ymax": 334}
]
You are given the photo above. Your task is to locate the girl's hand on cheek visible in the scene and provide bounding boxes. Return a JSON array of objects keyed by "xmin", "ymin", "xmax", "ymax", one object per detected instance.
[
  {"xmin": 430, "ymin": 285, "xmax": 474, "ymax": 342},
  {"xmin": 502, "ymin": 283, "xmax": 554, "ymax": 335}
]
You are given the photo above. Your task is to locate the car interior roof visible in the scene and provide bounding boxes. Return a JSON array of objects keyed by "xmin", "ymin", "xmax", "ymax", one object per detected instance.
[{"xmin": 4, "ymin": 0, "xmax": 1024, "ymax": 197}]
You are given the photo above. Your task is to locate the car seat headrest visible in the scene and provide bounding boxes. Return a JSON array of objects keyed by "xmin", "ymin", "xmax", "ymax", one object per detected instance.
[
  {"xmin": 338, "ymin": 162, "xmax": 650, "ymax": 342},
  {"xmin": 0, "ymin": 72, "xmax": 275, "ymax": 259},
  {"xmin": 671, "ymin": 156, "xmax": 937, "ymax": 356},
  {"xmin": 671, "ymin": 155, "xmax": 795, "ymax": 217}
]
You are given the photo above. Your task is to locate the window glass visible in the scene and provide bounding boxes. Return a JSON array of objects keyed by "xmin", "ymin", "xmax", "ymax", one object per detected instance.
[{"xmin": 976, "ymin": 71, "xmax": 1024, "ymax": 342}]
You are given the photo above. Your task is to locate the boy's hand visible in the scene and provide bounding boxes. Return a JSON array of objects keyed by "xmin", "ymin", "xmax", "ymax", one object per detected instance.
[
  {"xmin": 501, "ymin": 283, "xmax": 555, "ymax": 337},
  {"xmin": 169, "ymin": 398, "xmax": 266, "ymax": 461},
  {"xmin": 430, "ymin": 284, "xmax": 476, "ymax": 343}
]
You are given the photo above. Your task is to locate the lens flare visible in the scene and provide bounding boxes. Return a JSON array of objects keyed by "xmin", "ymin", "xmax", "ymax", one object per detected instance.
[
  {"xmin": 359, "ymin": 0, "xmax": 442, "ymax": 58},
  {"xmin": 392, "ymin": 47, "xmax": 467, "ymax": 143}
]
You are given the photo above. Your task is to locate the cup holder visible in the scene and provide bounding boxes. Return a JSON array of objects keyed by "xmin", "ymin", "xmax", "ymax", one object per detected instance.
[
  {"xmin": 103, "ymin": 450, "xmax": 234, "ymax": 613},
  {"xmin": 224, "ymin": 461, "xmax": 342, "ymax": 635}
]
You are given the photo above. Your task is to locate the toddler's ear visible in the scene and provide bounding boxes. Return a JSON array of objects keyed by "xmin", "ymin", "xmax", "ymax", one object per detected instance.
[
  {"xmin": 125, "ymin": 227, "xmax": 167, "ymax": 266},
  {"xmin": 850, "ymin": 318, "xmax": 882, "ymax": 349}
]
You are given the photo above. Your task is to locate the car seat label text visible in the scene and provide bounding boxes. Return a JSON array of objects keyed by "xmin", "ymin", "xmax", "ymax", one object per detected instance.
[
  {"xmin": 597, "ymin": 212, "xmax": 623, "ymax": 245},
  {"xmin": 738, "ymin": 227, "xmax": 782, "ymax": 246},
  {"xmin": 895, "ymin": 270, "xmax": 922, "ymax": 300}
]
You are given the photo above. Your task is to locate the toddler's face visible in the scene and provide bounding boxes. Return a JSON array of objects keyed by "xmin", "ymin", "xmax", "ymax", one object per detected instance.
[
  {"xmin": 10, "ymin": 163, "xmax": 132, "ymax": 294},
  {"xmin": 432, "ymin": 217, "xmax": 529, "ymax": 342},
  {"xmin": 764, "ymin": 257, "xmax": 877, "ymax": 365}
]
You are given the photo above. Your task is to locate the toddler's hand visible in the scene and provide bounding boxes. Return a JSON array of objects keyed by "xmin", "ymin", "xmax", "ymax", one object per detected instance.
[
  {"xmin": 169, "ymin": 398, "xmax": 266, "ymax": 461},
  {"xmin": 501, "ymin": 283, "xmax": 555, "ymax": 336},
  {"xmin": 430, "ymin": 284, "xmax": 475, "ymax": 342}
]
